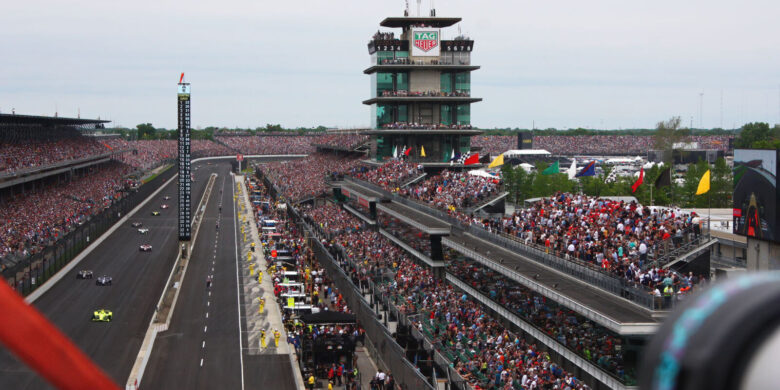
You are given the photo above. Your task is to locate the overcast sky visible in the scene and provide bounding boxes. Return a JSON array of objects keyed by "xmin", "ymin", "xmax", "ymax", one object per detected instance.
[{"xmin": 1, "ymin": 0, "xmax": 779, "ymax": 130}]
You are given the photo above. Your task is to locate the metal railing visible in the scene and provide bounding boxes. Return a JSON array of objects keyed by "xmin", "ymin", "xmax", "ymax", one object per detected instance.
[{"xmin": 287, "ymin": 206, "xmax": 435, "ymax": 390}]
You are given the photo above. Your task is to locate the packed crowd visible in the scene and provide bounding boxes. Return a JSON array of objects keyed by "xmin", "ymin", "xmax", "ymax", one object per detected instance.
[
  {"xmin": 399, "ymin": 170, "xmax": 501, "ymax": 211},
  {"xmin": 372, "ymin": 31, "xmax": 396, "ymax": 41},
  {"xmin": 0, "ymin": 127, "xmax": 110, "ymax": 175},
  {"xmin": 313, "ymin": 134, "xmax": 369, "ymax": 150},
  {"xmin": 1, "ymin": 162, "xmax": 134, "ymax": 263},
  {"xmin": 299, "ymin": 202, "xmax": 591, "ymax": 389},
  {"xmin": 380, "ymin": 122, "xmax": 473, "ymax": 130},
  {"xmin": 533, "ymin": 135, "xmax": 733, "ymax": 155},
  {"xmin": 192, "ymin": 139, "xmax": 232, "ymax": 157},
  {"xmin": 380, "ymin": 90, "xmax": 470, "ymax": 97},
  {"xmin": 261, "ymin": 153, "xmax": 362, "ymax": 202},
  {"xmin": 477, "ymin": 193, "xmax": 700, "ymax": 283},
  {"xmin": 349, "ymin": 160, "xmax": 422, "ymax": 191},
  {"xmin": 104, "ymin": 139, "xmax": 177, "ymax": 170},
  {"xmin": 389, "ymin": 261, "xmax": 591, "ymax": 389},
  {"xmin": 216, "ymin": 135, "xmax": 317, "ymax": 155},
  {"xmin": 472, "ymin": 136, "xmax": 516, "ymax": 155},
  {"xmin": 301, "ymin": 202, "xmax": 364, "ymax": 238},
  {"xmin": 448, "ymin": 255, "xmax": 632, "ymax": 383}
]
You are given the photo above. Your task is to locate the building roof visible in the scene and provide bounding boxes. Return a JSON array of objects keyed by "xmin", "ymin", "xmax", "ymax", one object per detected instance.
[
  {"xmin": 503, "ymin": 149, "xmax": 552, "ymax": 156},
  {"xmin": 0, "ymin": 113, "xmax": 110, "ymax": 127},
  {"xmin": 364, "ymin": 64, "xmax": 480, "ymax": 75},
  {"xmin": 361, "ymin": 129, "xmax": 483, "ymax": 136},
  {"xmin": 380, "ymin": 16, "xmax": 461, "ymax": 28},
  {"xmin": 363, "ymin": 96, "xmax": 482, "ymax": 105}
]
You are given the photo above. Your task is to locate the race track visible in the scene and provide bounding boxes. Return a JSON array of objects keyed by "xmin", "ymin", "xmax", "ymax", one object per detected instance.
[{"xmin": 0, "ymin": 161, "xmax": 222, "ymax": 389}]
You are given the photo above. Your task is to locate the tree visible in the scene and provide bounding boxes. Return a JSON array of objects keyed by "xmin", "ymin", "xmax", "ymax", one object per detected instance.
[
  {"xmin": 653, "ymin": 117, "xmax": 684, "ymax": 165},
  {"xmin": 711, "ymin": 157, "xmax": 732, "ymax": 208},
  {"xmin": 735, "ymin": 122, "xmax": 772, "ymax": 148},
  {"xmin": 136, "ymin": 123, "xmax": 156, "ymax": 140}
]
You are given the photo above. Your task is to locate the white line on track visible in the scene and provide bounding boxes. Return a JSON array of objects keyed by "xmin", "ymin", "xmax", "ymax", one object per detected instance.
[
  {"xmin": 204, "ymin": 326, "xmax": 208, "ymax": 333},
  {"xmin": 206, "ymin": 312, "xmax": 209, "ymax": 318},
  {"xmin": 207, "ymin": 301, "xmax": 210, "ymax": 307},
  {"xmin": 232, "ymin": 174, "xmax": 246, "ymax": 390},
  {"xmin": 200, "ymin": 358, "xmax": 204, "ymax": 367},
  {"xmin": 202, "ymin": 341, "xmax": 206, "ymax": 348}
]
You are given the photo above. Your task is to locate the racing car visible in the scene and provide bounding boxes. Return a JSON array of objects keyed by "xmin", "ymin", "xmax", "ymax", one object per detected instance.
[
  {"xmin": 160, "ymin": 204, "xmax": 169, "ymax": 209},
  {"xmin": 163, "ymin": 196, "xmax": 171, "ymax": 200},
  {"xmin": 96, "ymin": 275, "xmax": 112, "ymax": 286},
  {"xmin": 138, "ymin": 228, "xmax": 149, "ymax": 234},
  {"xmin": 92, "ymin": 309, "xmax": 112, "ymax": 322},
  {"xmin": 151, "ymin": 211, "xmax": 160, "ymax": 216},
  {"xmin": 77, "ymin": 270, "xmax": 94, "ymax": 279},
  {"xmin": 139, "ymin": 244, "xmax": 153, "ymax": 252},
  {"xmin": 131, "ymin": 222, "xmax": 143, "ymax": 228}
]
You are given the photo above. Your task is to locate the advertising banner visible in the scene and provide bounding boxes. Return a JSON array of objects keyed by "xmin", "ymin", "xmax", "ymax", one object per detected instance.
[
  {"xmin": 411, "ymin": 29, "xmax": 440, "ymax": 57},
  {"xmin": 733, "ymin": 149, "xmax": 778, "ymax": 242}
]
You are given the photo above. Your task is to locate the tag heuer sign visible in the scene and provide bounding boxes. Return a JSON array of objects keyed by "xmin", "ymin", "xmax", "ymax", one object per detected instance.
[
  {"xmin": 414, "ymin": 31, "xmax": 438, "ymax": 52},
  {"xmin": 411, "ymin": 29, "xmax": 440, "ymax": 56}
]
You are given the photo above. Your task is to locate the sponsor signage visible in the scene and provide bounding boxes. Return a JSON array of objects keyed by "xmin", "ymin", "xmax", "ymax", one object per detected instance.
[
  {"xmin": 733, "ymin": 149, "xmax": 778, "ymax": 243},
  {"xmin": 411, "ymin": 29, "xmax": 440, "ymax": 57},
  {"xmin": 177, "ymin": 82, "xmax": 191, "ymax": 241}
]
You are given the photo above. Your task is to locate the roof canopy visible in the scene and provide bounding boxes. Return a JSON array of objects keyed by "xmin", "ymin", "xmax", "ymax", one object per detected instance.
[
  {"xmin": 0, "ymin": 113, "xmax": 109, "ymax": 127},
  {"xmin": 380, "ymin": 16, "xmax": 461, "ymax": 28}
]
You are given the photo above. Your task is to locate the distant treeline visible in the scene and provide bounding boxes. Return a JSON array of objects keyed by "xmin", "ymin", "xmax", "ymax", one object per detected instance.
[{"xmin": 477, "ymin": 128, "xmax": 738, "ymax": 136}]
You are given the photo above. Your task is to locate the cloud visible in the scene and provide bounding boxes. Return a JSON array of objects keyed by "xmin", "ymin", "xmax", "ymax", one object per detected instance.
[{"xmin": 0, "ymin": 0, "xmax": 778, "ymax": 129}]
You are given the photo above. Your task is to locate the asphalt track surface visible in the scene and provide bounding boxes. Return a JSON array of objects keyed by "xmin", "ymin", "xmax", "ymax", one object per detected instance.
[
  {"xmin": 0, "ymin": 161, "xmax": 221, "ymax": 389},
  {"xmin": 142, "ymin": 166, "xmax": 298, "ymax": 390},
  {"xmin": 141, "ymin": 165, "xmax": 242, "ymax": 389}
]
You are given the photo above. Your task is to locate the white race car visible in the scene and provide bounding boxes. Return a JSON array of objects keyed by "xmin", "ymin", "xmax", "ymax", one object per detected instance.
[
  {"xmin": 160, "ymin": 204, "xmax": 169, "ymax": 209},
  {"xmin": 139, "ymin": 244, "xmax": 153, "ymax": 252},
  {"xmin": 138, "ymin": 228, "xmax": 149, "ymax": 234},
  {"xmin": 131, "ymin": 222, "xmax": 143, "ymax": 228},
  {"xmin": 163, "ymin": 196, "xmax": 171, "ymax": 200}
]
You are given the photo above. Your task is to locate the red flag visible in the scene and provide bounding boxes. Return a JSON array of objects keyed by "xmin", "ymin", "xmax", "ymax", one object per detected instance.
[
  {"xmin": 179, "ymin": 73, "xmax": 185, "ymax": 83},
  {"xmin": 464, "ymin": 153, "xmax": 479, "ymax": 165},
  {"xmin": 404, "ymin": 147, "xmax": 412, "ymax": 156},
  {"xmin": 631, "ymin": 168, "xmax": 644, "ymax": 193}
]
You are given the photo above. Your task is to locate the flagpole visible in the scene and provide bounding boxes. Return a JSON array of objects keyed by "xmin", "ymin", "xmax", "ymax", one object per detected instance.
[{"xmin": 650, "ymin": 184, "xmax": 653, "ymax": 206}]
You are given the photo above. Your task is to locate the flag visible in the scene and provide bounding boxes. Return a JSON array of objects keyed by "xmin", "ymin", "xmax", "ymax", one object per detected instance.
[
  {"xmin": 392, "ymin": 145, "xmax": 398, "ymax": 158},
  {"xmin": 464, "ymin": 153, "xmax": 480, "ymax": 165},
  {"xmin": 695, "ymin": 170, "xmax": 710, "ymax": 195},
  {"xmin": 488, "ymin": 154, "xmax": 504, "ymax": 168},
  {"xmin": 404, "ymin": 147, "xmax": 412, "ymax": 156},
  {"xmin": 421, "ymin": 146, "xmax": 426, "ymax": 157},
  {"xmin": 605, "ymin": 170, "xmax": 617, "ymax": 184},
  {"xmin": 631, "ymin": 168, "xmax": 644, "ymax": 193},
  {"xmin": 654, "ymin": 166, "xmax": 672, "ymax": 188},
  {"xmin": 567, "ymin": 158, "xmax": 577, "ymax": 180},
  {"xmin": 179, "ymin": 72, "xmax": 184, "ymax": 83},
  {"xmin": 450, "ymin": 151, "xmax": 461, "ymax": 166},
  {"xmin": 575, "ymin": 161, "xmax": 596, "ymax": 177},
  {"xmin": 542, "ymin": 161, "xmax": 559, "ymax": 175}
]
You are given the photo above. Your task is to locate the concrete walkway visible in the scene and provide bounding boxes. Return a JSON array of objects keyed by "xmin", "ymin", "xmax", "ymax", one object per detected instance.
[{"xmin": 234, "ymin": 175, "xmax": 291, "ymax": 354}]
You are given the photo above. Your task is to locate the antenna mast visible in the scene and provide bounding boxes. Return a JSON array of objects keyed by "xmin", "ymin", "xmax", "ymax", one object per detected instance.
[{"xmin": 430, "ymin": 0, "xmax": 436, "ymax": 16}]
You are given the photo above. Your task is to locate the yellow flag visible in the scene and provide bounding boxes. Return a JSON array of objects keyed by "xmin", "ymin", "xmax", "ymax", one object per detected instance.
[
  {"xmin": 695, "ymin": 170, "xmax": 710, "ymax": 195},
  {"xmin": 488, "ymin": 153, "xmax": 504, "ymax": 168},
  {"xmin": 421, "ymin": 145, "xmax": 426, "ymax": 157}
]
